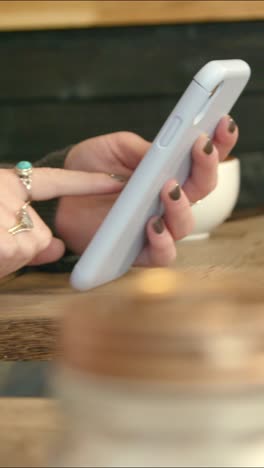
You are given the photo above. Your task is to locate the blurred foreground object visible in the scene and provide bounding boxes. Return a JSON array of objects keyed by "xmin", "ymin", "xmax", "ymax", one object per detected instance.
[
  {"xmin": 51, "ymin": 269, "xmax": 264, "ymax": 467},
  {"xmin": 2, "ymin": 213, "xmax": 264, "ymax": 466}
]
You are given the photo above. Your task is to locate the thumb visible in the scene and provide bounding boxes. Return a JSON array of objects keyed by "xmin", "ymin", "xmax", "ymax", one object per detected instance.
[{"xmin": 28, "ymin": 237, "xmax": 66, "ymax": 265}]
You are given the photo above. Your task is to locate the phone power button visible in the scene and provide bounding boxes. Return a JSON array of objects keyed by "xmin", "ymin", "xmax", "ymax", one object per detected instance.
[{"xmin": 159, "ymin": 115, "xmax": 182, "ymax": 147}]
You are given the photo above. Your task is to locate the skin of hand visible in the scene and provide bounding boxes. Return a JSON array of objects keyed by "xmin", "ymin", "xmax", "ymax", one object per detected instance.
[
  {"xmin": 55, "ymin": 115, "xmax": 238, "ymax": 267},
  {"xmin": 0, "ymin": 167, "xmax": 125, "ymax": 278}
]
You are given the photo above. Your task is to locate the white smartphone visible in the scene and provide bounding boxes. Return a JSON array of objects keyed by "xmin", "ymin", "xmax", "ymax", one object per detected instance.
[{"xmin": 71, "ymin": 60, "xmax": 251, "ymax": 291}]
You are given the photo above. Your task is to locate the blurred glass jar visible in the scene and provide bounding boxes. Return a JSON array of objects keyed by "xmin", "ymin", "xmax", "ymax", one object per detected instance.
[{"xmin": 51, "ymin": 269, "xmax": 264, "ymax": 467}]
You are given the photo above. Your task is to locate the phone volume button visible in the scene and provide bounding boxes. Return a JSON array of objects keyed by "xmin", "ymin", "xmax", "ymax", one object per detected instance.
[{"xmin": 159, "ymin": 115, "xmax": 182, "ymax": 147}]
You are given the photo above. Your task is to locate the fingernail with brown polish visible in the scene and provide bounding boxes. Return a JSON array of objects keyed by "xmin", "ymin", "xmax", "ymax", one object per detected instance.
[
  {"xmin": 108, "ymin": 173, "xmax": 128, "ymax": 183},
  {"xmin": 152, "ymin": 217, "xmax": 164, "ymax": 234},
  {"xmin": 203, "ymin": 138, "xmax": 214, "ymax": 155},
  {"xmin": 169, "ymin": 184, "xmax": 181, "ymax": 201},
  {"xmin": 228, "ymin": 118, "xmax": 237, "ymax": 133}
]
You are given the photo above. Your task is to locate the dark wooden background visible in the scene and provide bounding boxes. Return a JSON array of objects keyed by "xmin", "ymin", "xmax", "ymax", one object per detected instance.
[{"xmin": 0, "ymin": 20, "xmax": 263, "ymax": 208}]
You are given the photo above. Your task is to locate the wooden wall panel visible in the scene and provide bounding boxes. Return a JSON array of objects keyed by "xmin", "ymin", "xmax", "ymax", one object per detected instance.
[
  {"xmin": 0, "ymin": 1, "xmax": 264, "ymax": 31},
  {"xmin": 0, "ymin": 22, "xmax": 263, "ymax": 100},
  {"xmin": 0, "ymin": 95, "xmax": 262, "ymax": 163},
  {"xmin": 0, "ymin": 21, "xmax": 263, "ymax": 208}
]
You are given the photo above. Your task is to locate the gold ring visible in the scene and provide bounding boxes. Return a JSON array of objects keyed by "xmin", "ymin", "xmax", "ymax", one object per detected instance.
[{"xmin": 8, "ymin": 202, "xmax": 34, "ymax": 236}]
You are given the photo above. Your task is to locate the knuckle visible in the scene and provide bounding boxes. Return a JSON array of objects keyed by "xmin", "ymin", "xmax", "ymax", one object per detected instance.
[
  {"xmin": 164, "ymin": 248, "xmax": 177, "ymax": 265},
  {"xmin": 169, "ymin": 249, "xmax": 177, "ymax": 264},
  {"xmin": 113, "ymin": 131, "xmax": 145, "ymax": 148},
  {"xmin": 37, "ymin": 227, "xmax": 52, "ymax": 251},
  {"xmin": 0, "ymin": 170, "xmax": 13, "ymax": 191},
  {"xmin": 200, "ymin": 184, "xmax": 210, "ymax": 199},
  {"xmin": 154, "ymin": 248, "xmax": 177, "ymax": 267},
  {"xmin": 0, "ymin": 241, "xmax": 17, "ymax": 262},
  {"xmin": 41, "ymin": 167, "xmax": 58, "ymax": 182},
  {"xmin": 117, "ymin": 131, "xmax": 137, "ymax": 140},
  {"xmin": 214, "ymin": 147, "xmax": 220, "ymax": 160},
  {"xmin": 20, "ymin": 241, "xmax": 37, "ymax": 263},
  {"xmin": 182, "ymin": 218, "xmax": 195, "ymax": 238},
  {"xmin": 150, "ymin": 234, "xmax": 177, "ymax": 266},
  {"xmin": 196, "ymin": 185, "xmax": 211, "ymax": 200},
  {"xmin": 194, "ymin": 172, "xmax": 218, "ymax": 200},
  {"xmin": 0, "ymin": 168, "xmax": 11, "ymax": 179},
  {"xmin": 176, "ymin": 219, "xmax": 194, "ymax": 240},
  {"xmin": 206, "ymin": 177, "xmax": 218, "ymax": 194}
]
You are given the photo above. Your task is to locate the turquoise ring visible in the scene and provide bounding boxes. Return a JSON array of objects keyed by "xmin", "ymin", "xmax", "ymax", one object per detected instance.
[{"xmin": 15, "ymin": 161, "xmax": 33, "ymax": 202}]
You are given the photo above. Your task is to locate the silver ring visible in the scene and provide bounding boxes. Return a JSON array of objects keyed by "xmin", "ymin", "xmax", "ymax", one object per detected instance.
[
  {"xmin": 15, "ymin": 161, "xmax": 33, "ymax": 202},
  {"xmin": 8, "ymin": 202, "xmax": 34, "ymax": 236}
]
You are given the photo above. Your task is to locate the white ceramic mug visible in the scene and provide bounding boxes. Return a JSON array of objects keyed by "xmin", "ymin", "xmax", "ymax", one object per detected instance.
[{"xmin": 184, "ymin": 157, "xmax": 240, "ymax": 241}]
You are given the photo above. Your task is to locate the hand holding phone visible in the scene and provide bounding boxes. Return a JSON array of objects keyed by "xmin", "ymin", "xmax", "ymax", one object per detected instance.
[{"xmin": 71, "ymin": 60, "xmax": 251, "ymax": 291}]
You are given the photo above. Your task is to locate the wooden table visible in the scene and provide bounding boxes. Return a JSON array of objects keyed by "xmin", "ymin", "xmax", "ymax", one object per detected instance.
[
  {"xmin": 1, "ymin": 213, "xmax": 264, "ymax": 361},
  {"xmin": 0, "ymin": 398, "xmax": 60, "ymax": 468},
  {"xmin": 1, "ymin": 213, "xmax": 264, "ymax": 466}
]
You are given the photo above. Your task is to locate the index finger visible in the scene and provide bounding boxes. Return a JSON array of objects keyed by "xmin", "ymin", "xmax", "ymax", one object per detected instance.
[{"xmin": 5, "ymin": 168, "xmax": 126, "ymax": 201}]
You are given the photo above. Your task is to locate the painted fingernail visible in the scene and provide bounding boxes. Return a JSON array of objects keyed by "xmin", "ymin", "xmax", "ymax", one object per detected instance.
[
  {"xmin": 228, "ymin": 118, "xmax": 237, "ymax": 133},
  {"xmin": 108, "ymin": 173, "xmax": 128, "ymax": 183},
  {"xmin": 169, "ymin": 184, "xmax": 181, "ymax": 201},
  {"xmin": 152, "ymin": 217, "xmax": 164, "ymax": 234},
  {"xmin": 203, "ymin": 138, "xmax": 214, "ymax": 155}
]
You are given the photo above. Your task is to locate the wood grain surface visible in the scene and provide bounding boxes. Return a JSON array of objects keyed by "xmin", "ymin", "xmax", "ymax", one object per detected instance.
[
  {"xmin": 1, "ymin": 214, "xmax": 264, "ymax": 466},
  {"xmin": 0, "ymin": 398, "xmax": 60, "ymax": 467},
  {"xmin": 1, "ymin": 214, "xmax": 264, "ymax": 360},
  {"xmin": 0, "ymin": 1, "xmax": 264, "ymax": 31}
]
